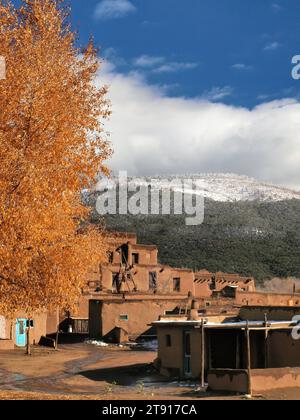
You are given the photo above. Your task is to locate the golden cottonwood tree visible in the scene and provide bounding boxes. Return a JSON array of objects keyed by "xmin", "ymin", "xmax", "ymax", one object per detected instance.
[{"xmin": 0, "ymin": 0, "xmax": 111, "ymax": 316}]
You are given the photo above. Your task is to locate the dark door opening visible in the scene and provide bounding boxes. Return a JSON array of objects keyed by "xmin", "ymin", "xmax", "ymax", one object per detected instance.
[{"xmin": 89, "ymin": 301, "xmax": 102, "ymax": 339}]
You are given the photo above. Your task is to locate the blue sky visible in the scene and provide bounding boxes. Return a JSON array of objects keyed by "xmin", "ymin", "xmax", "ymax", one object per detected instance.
[
  {"xmin": 10, "ymin": 0, "xmax": 300, "ymax": 187},
  {"xmin": 71, "ymin": 0, "xmax": 300, "ymax": 108}
]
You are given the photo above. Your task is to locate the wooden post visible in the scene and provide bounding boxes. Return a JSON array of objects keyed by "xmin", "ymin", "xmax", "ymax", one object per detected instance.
[
  {"xmin": 264, "ymin": 314, "xmax": 269, "ymax": 369},
  {"xmin": 246, "ymin": 321, "xmax": 252, "ymax": 397},
  {"xmin": 26, "ymin": 326, "xmax": 31, "ymax": 356},
  {"xmin": 55, "ymin": 308, "xmax": 60, "ymax": 351},
  {"xmin": 201, "ymin": 318, "xmax": 205, "ymax": 388}
]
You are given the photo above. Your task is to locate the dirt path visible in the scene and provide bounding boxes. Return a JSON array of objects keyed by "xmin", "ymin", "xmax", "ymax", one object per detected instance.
[{"xmin": 0, "ymin": 344, "xmax": 299, "ymax": 400}]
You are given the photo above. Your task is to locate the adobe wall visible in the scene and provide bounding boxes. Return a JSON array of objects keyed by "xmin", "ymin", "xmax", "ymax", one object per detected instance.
[
  {"xmin": 236, "ymin": 291, "xmax": 300, "ymax": 307},
  {"xmin": 0, "ymin": 340, "xmax": 14, "ymax": 350},
  {"xmin": 194, "ymin": 272, "xmax": 255, "ymax": 299},
  {"xmin": 208, "ymin": 370, "xmax": 248, "ymax": 394},
  {"xmin": 208, "ymin": 368, "xmax": 300, "ymax": 394},
  {"xmin": 21, "ymin": 313, "xmax": 47, "ymax": 345},
  {"xmin": 239, "ymin": 305, "xmax": 300, "ymax": 321},
  {"xmin": 46, "ymin": 310, "xmax": 59, "ymax": 335},
  {"xmin": 100, "ymin": 299, "xmax": 186, "ymax": 339},
  {"xmin": 100, "ymin": 264, "xmax": 194, "ymax": 295},
  {"xmin": 157, "ymin": 325, "xmax": 202, "ymax": 379},
  {"xmin": 3, "ymin": 312, "xmax": 47, "ymax": 346},
  {"xmin": 190, "ymin": 329, "xmax": 202, "ymax": 377},
  {"xmin": 157, "ymin": 325, "xmax": 185, "ymax": 378},
  {"xmin": 268, "ymin": 331, "xmax": 300, "ymax": 368},
  {"xmin": 252, "ymin": 368, "xmax": 300, "ymax": 392},
  {"xmin": 107, "ymin": 243, "xmax": 158, "ymax": 267},
  {"xmin": 131, "ymin": 244, "xmax": 158, "ymax": 266},
  {"xmin": 194, "ymin": 281, "xmax": 213, "ymax": 298}
]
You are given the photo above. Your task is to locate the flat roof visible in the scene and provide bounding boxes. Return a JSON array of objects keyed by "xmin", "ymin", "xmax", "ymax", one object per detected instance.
[{"xmin": 153, "ymin": 319, "xmax": 299, "ymax": 330}]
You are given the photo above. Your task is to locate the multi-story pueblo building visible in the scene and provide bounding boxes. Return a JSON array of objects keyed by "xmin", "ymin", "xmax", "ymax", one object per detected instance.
[{"xmin": 1, "ymin": 232, "xmax": 300, "ymax": 375}]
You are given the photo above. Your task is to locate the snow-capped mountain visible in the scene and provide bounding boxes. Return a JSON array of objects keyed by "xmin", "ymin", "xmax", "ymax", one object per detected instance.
[{"xmin": 94, "ymin": 173, "xmax": 300, "ymax": 203}]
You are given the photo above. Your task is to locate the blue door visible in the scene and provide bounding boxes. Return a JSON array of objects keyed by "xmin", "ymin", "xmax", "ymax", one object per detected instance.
[{"xmin": 16, "ymin": 319, "xmax": 27, "ymax": 347}]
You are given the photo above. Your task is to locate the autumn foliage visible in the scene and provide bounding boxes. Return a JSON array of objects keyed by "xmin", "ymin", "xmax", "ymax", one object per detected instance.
[{"xmin": 0, "ymin": 0, "xmax": 111, "ymax": 316}]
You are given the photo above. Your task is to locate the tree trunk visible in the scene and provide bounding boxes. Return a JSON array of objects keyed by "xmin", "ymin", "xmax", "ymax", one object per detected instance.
[
  {"xmin": 26, "ymin": 327, "xmax": 31, "ymax": 356},
  {"xmin": 55, "ymin": 326, "xmax": 59, "ymax": 350},
  {"xmin": 54, "ymin": 308, "xmax": 60, "ymax": 350}
]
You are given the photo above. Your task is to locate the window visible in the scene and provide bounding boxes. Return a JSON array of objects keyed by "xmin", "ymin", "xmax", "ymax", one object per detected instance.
[
  {"xmin": 132, "ymin": 253, "xmax": 139, "ymax": 265},
  {"xmin": 173, "ymin": 278, "xmax": 181, "ymax": 292},
  {"xmin": 165, "ymin": 310, "xmax": 174, "ymax": 315},
  {"xmin": 119, "ymin": 314, "xmax": 128, "ymax": 321},
  {"xmin": 149, "ymin": 272, "xmax": 157, "ymax": 291},
  {"xmin": 112, "ymin": 273, "xmax": 120, "ymax": 292},
  {"xmin": 26, "ymin": 320, "xmax": 34, "ymax": 328},
  {"xmin": 166, "ymin": 334, "xmax": 172, "ymax": 347},
  {"xmin": 19, "ymin": 321, "xmax": 25, "ymax": 335}
]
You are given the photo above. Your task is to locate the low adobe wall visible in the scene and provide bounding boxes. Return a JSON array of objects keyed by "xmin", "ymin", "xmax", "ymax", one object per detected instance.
[
  {"xmin": 0, "ymin": 340, "xmax": 14, "ymax": 350},
  {"xmin": 208, "ymin": 370, "xmax": 248, "ymax": 394},
  {"xmin": 208, "ymin": 368, "xmax": 300, "ymax": 394},
  {"xmin": 251, "ymin": 368, "xmax": 300, "ymax": 392}
]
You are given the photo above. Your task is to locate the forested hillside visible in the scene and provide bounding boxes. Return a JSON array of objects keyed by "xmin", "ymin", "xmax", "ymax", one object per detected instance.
[{"xmin": 91, "ymin": 199, "xmax": 300, "ymax": 284}]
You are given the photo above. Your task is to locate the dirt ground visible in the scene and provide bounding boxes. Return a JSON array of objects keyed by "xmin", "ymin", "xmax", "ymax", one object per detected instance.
[{"xmin": 0, "ymin": 343, "xmax": 299, "ymax": 401}]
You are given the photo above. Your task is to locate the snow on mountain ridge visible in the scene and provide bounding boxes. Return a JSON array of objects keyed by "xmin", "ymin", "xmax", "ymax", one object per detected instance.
[{"xmin": 105, "ymin": 173, "xmax": 300, "ymax": 203}]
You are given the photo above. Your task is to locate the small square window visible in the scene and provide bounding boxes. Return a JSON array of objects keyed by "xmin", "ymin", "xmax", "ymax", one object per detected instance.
[
  {"xmin": 132, "ymin": 253, "xmax": 139, "ymax": 265},
  {"xmin": 119, "ymin": 314, "xmax": 129, "ymax": 321},
  {"xmin": 26, "ymin": 320, "xmax": 34, "ymax": 328}
]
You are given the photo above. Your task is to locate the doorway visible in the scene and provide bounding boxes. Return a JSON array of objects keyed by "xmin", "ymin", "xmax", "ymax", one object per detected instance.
[
  {"xmin": 16, "ymin": 319, "xmax": 27, "ymax": 347},
  {"xmin": 89, "ymin": 301, "xmax": 102, "ymax": 339},
  {"xmin": 183, "ymin": 331, "xmax": 192, "ymax": 377}
]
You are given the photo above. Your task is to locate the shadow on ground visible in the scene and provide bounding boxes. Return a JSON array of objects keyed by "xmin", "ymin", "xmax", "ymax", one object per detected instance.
[{"xmin": 79, "ymin": 363, "xmax": 163, "ymax": 386}]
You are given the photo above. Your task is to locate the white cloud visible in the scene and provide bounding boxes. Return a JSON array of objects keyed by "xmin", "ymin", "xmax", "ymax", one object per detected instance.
[
  {"xmin": 94, "ymin": 0, "xmax": 136, "ymax": 20},
  {"xmin": 200, "ymin": 86, "xmax": 234, "ymax": 101},
  {"xmin": 263, "ymin": 41, "xmax": 281, "ymax": 51},
  {"xmin": 133, "ymin": 55, "xmax": 198, "ymax": 74},
  {"xmin": 97, "ymin": 62, "xmax": 300, "ymax": 190},
  {"xmin": 232, "ymin": 63, "xmax": 253, "ymax": 71},
  {"xmin": 103, "ymin": 48, "xmax": 128, "ymax": 67},
  {"xmin": 152, "ymin": 62, "xmax": 198, "ymax": 74},
  {"xmin": 133, "ymin": 55, "xmax": 165, "ymax": 68}
]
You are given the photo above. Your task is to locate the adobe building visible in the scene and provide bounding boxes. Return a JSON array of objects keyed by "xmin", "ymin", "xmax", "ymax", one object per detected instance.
[
  {"xmin": 194, "ymin": 270, "xmax": 255, "ymax": 298},
  {"xmin": 62, "ymin": 232, "xmax": 300, "ymax": 343},
  {"xmin": 61, "ymin": 232, "xmax": 260, "ymax": 342},
  {"xmin": 71, "ymin": 233, "xmax": 196, "ymax": 341},
  {"xmin": 0, "ymin": 312, "xmax": 49, "ymax": 350},
  {"xmin": 154, "ymin": 305, "xmax": 300, "ymax": 394},
  {"xmin": 3, "ymin": 231, "xmax": 300, "ymax": 350}
]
